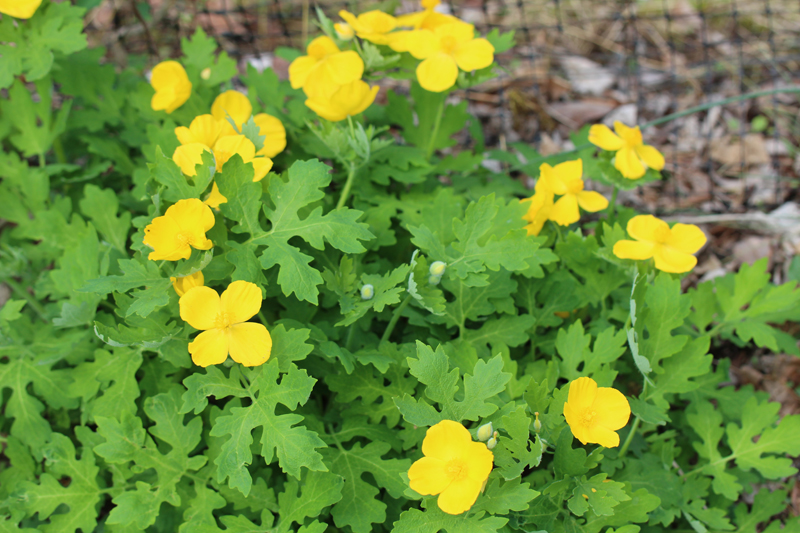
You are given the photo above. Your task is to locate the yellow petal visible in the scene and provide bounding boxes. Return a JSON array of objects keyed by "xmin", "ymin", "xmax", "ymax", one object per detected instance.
[
  {"xmin": 552, "ymin": 159, "xmax": 584, "ymax": 188},
  {"xmin": 406, "ymin": 29, "xmax": 441, "ymax": 59},
  {"xmin": 174, "ymin": 126, "xmax": 193, "ymax": 145},
  {"xmin": 204, "ymin": 182, "xmax": 227, "ymax": 209},
  {"xmin": 387, "ymin": 30, "xmax": 412, "ymax": 52},
  {"xmin": 567, "ymin": 377, "xmax": 598, "ymax": 413},
  {"xmin": 150, "ymin": 61, "xmax": 192, "ymax": 114},
  {"xmin": 434, "ymin": 20, "xmax": 475, "ymax": 44},
  {"xmin": 588, "ymin": 124, "xmax": 625, "ymax": 151},
  {"xmin": 211, "ymin": 90, "xmax": 253, "ymax": 130},
  {"xmin": 288, "ymin": 55, "xmax": 321, "ymax": 89},
  {"xmin": 334, "ymin": 22, "xmax": 355, "ymax": 40},
  {"xmin": 228, "ymin": 323, "xmax": 272, "ymax": 366},
  {"xmin": 172, "ymin": 143, "xmax": 210, "ymax": 177},
  {"xmin": 0, "ymin": 0, "xmax": 43, "ymax": 18},
  {"xmin": 563, "ymin": 401, "xmax": 590, "ymax": 445},
  {"xmin": 593, "ymin": 387, "xmax": 631, "ymax": 431},
  {"xmin": 338, "ymin": 10, "xmax": 359, "ymax": 27},
  {"xmin": 323, "ymin": 50, "xmax": 365, "ymax": 86},
  {"xmin": 422, "ymin": 420, "xmax": 471, "ymax": 461},
  {"xmin": 213, "ymin": 135, "xmax": 256, "ymax": 170},
  {"xmin": 253, "ymin": 113, "xmax": 287, "ymax": 157},
  {"xmin": 171, "ymin": 271, "xmax": 204, "ymax": 297},
  {"xmin": 437, "ymin": 477, "xmax": 482, "ymax": 515},
  {"xmin": 626, "ymin": 214, "xmax": 667, "ymax": 243},
  {"xmin": 220, "ymin": 280, "xmax": 263, "ymax": 324},
  {"xmin": 549, "ymin": 194, "xmax": 580, "ymax": 226},
  {"xmin": 143, "ymin": 213, "xmax": 191, "ymax": 261},
  {"xmin": 653, "ymin": 246, "xmax": 698, "ymax": 274},
  {"xmin": 306, "ymin": 35, "xmax": 340, "ymax": 58},
  {"xmin": 584, "ymin": 425, "xmax": 621, "ymax": 448},
  {"xmin": 576, "ymin": 191, "xmax": 609, "ymax": 212},
  {"xmin": 408, "ymin": 456, "xmax": 450, "ymax": 495},
  {"xmin": 666, "ymin": 223, "xmax": 706, "ymax": 254},
  {"xmin": 463, "ymin": 441, "xmax": 494, "ymax": 482},
  {"xmin": 635, "ymin": 144, "xmax": 665, "ymax": 171},
  {"xmin": 169, "ymin": 198, "xmax": 216, "ymax": 233},
  {"xmin": 612, "ymin": 240, "xmax": 656, "ymax": 261},
  {"xmin": 306, "ymin": 81, "xmax": 378, "ymax": 122},
  {"xmin": 422, "ymin": 0, "xmax": 440, "ymax": 8},
  {"xmin": 417, "ymin": 53, "xmax": 459, "ymax": 93},
  {"xmin": 251, "ymin": 157, "xmax": 273, "ymax": 182},
  {"xmin": 179, "ymin": 286, "xmax": 221, "ymax": 330},
  {"xmin": 613, "ymin": 121, "xmax": 643, "ymax": 147},
  {"xmin": 614, "ymin": 147, "xmax": 646, "ymax": 179},
  {"xmin": 358, "ymin": 10, "xmax": 397, "ymax": 34},
  {"xmin": 188, "ymin": 329, "xmax": 230, "ymax": 367},
  {"xmin": 454, "ymin": 38, "xmax": 494, "ymax": 72},
  {"xmin": 184, "ymin": 114, "xmax": 224, "ymax": 148}
]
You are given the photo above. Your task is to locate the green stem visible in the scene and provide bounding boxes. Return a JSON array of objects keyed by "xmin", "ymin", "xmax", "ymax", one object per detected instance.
[
  {"xmin": 380, "ymin": 294, "xmax": 412, "ymax": 344},
  {"xmin": 336, "ymin": 164, "xmax": 358, "ymax": 209},
  {"xmin": 38, "ymin": 152, "xmax": 45, "ymax": 168},
  {"xmin": 3, "ymin": 278, "xmax": 49, "ymax": 323},
  {"xmin": 426, "ymin": 98, "xmax": 446, "ymax": 160},
  {"xmin": 608, "ymin": 186, "xmax": 619, "ymax": 219},
  {"xmin": 53, "ymin": 136, "xmax": 67, "ymax": 165},
  {"xmin": 345, "ymin": 324, "xmax": 356, "ymax": 351},
  {"xmin": 618, "ymin": 415, "xmax": 641, "ymax": 458}
]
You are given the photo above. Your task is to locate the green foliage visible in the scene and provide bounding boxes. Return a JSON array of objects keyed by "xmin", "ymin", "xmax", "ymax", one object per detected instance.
[{"xmin": 1, "ymin": 7, "xmax": 798, "ymax": 533}]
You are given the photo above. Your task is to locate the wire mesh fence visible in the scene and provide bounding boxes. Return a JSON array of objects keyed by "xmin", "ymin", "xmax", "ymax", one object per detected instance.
[{"xmin": 85, "ymin": 0, "xmax": 800, "ymax": 214}]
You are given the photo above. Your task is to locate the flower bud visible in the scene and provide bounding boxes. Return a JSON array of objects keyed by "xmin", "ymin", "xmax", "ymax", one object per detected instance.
[
  {"xmin": 335, "ymin": 22, "xmax": 355, "ymax": 40},
  {"xmin": 201, "ymin": 67, "xmax": 212, "ymax": 80},
  {"xmin": 486, "ymin": 436, "xmax": 497, "ymax": 450},
  {"xmin": 428, "ymin": 275, "xmax": 441, "ymax": 286},
  {"xmin": 533, "ymin": 412, "xmax": 542, "ymax": 433},
  {"xmin": 476, "ymin": 422, "xmax": 493, "ymax": 442},
  {"xmin": 429, "ymin": 261, "xmax": 447, "ymax": 277},
  {"xmin": 360, "ymin": 284, "xmax": 374, "ymax": 300}
]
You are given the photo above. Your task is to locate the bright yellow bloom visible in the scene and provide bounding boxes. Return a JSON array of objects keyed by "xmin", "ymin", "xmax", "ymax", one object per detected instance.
[
  {"xmin": 253, "ymin": 113, "xmax": 287, "ymax": 158},
  {"xmin": 305, "ymin": 80, "xmax": 379, "ymax": 122},
  {"xmin": 179, "ymin": 281, "xmax": 272, "ymax": 367},
  {"xmin": 170, "ymin": 271, "xmax": 204, "ymax": 296},
  {"xmin": 175, "ymin": 114, "xmax": 224, "ymax": 149},
  {"xmin": 539, "ymin": 159, "xmax": 608, "ymax": 226},
  {"xmin": 0, "ymin": 0, "xmax": 43, "ymax": 19},
  {"xmin": 203, "ymin": 135, "xmax": 273, "ymax": 209},
  {"xmin": 150, "ymin": 61, "xmax": 192, "ymax": 114},
  {"xmin": 563, "ymin": 377, "xmax": 630, "ymax": 448},
  {"xmin": 589, "ymin": 121, "xmax": 665, "ymax": 179},
  {"xmin": 211, "ymin": 90, "xmax": 253, "ymax": 137},
  {"xmin": 408, "ymin": 420, "xmax": 494, "ymax": 515},
  {"xmin": 334, "ymin": 22, "xmax": 355, "ymax": 40},
  {"xmin": 338, "ymin": 10, "xmax": 397, "ymax": 44},
  {"xmin": 394, "ymin": 0, "xmax": 455, "ymax": 32},
  {"xmin": 520, "ymin": 178, "xmax": 554, "ymax": 236},
  {"xmin": 406, "ymin": 22, "xmax": 494, "ymax": 93},
  {"xmin": 613, "ymin": 215, "xmax": 706, "ymax": 273},
  {"xmin": 288, "ymin": 36, "xmax": 364, "ymax": 95},
  {"xmin": 172, "ymin": 143, "xmax": 211, "ymax": 177},
  {"xmin": 143, "ymin": 199, "xmax": 214, "ymax": 261}
]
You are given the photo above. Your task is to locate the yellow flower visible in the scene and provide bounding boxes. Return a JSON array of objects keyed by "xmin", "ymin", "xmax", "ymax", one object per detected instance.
[
  {"xmin": 338, "ymin": 10, "xmax": 397, "ymax": 44},
  {"xmin": 540, "ymin": 159, "xmax": 608, "ymax": 226},
  {"xmin": 405, "ymin": 22, "xmax": 494, "ymax": 93},
  {"xmin": 211, "ymin": 90, "xmax": 253, "ymax": 137},
  {"xmin": 0, "ymin": 0, "xmax": 43, "ymax": 19},
  {"xmin": 172, "ymin": 143, "xmax": 211, "ymax": 177},
  {"xmin": 170, "ymin": 271, "xmax": 204, "ymax": 296},
  {"xmin": 588, "ymin": 121, "xmax": 665, "ymax": 179},
  {"xmin": 143, "ymin": 199, "xmax": 215, "ymax": 261},
  {"xmin": 175, "ymin": 114, "xmax": 224, "ymax": 149},
  {"xmin": 613, "ymin": 215, "xmax": 706, "ymax": 273},
  {"xmin": 407, "ymin": 420, "xmax": 494, "ymax": 515},
  {"xmin": 334, "ymin": 22, "xmax": 355, "ymax": 41},
  {"xmin": 150, "ymin": 60, "xmax": 192, "ymax": 114},
  {"xmin": 288, "ymin": 36, "xmax": 364, "ymax": 95},
  {"xmin": 179, "ymin": 280, "xmax": 272, "ymax": 367},
  {"xmin": 304, "ymin": 80, "xmax": 379, "ymax": 122},
  {"xmin": 253, "ymin": 113, "xmax": 287, "ymax": 158},
  {"xmin": 202, "ymin": 135, "xmax": 273, "ymax": 209},
  {"xmin": 520, "ymin": 178, "xmax": 554, "ymax": 236},
  {"xmin": 563, "ymin": 377, "xmax": 630, "ymax": 448}
]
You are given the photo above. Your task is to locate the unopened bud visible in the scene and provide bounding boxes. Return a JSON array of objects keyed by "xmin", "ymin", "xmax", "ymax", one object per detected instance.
[
  {"xmin": 360, "ymin": 284, "xmax": 374, "ymax": 300},
  {"xmin": 476, "ymin": 422, "xmax": 493, "ymax": 442},
  {"xmin": 428, "ymin": 275, "xmax": 441, "ymax": 286},
  {"xmin": 429, "ymin": 261, "xmax": 447, "ymax": 277},
  {"xmin": 201, "ymin": 67, "xmax": 212, "ymax": 80},
  {"xmin": 533, "ymin": 412, "xmax": 542, "ymax": 433},
  {"xmin": 334, "ymin": 22, "xmax": 354, "ymax": 40},
  {"xmin": 582, "ymin": 493, "xmax": 589, "ymax": 500},
  {"xmin": 486, "ymin": 436, "xmax": 497, "ymax": 450}
]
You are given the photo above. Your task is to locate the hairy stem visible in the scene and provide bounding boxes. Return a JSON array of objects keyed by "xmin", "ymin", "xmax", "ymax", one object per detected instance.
[
  {"xmin": 618, "ymin": 415, "xmax": 641, "ymax": 458},
  {"xmin": 608, "ymin": 186, "xmax": 619, "ymax": 220},
  {"xmin": 380, "ymin": 294, "xmax": 412, "ymax": 344},
  {"xmin": 426, "ymin": 98, "xmax": 445, "ymax": 160},
  {"xmin": 3, "ymin": 277, "xmax": 49, "ymax": 323},
  {"xmin": 336, "ymin": 164, "xmax": 357, "ymax": 210}
]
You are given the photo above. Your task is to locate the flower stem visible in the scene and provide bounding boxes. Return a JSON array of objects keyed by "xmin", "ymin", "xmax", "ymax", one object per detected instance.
[
  {"xmin": 618, "ymin": 415, "xmax": 641, "ymax": 458},
  {"xmin": 426, "ymin": 98, "xmax": 446, "ymax": 161},
  {"xmin": 380, "ymin": 294, "xmax": 412, "ymax": 344},
  {"xmin": 608, "ymin": 186, "xmax": 619, "ymax": 220},
  {"xmin": 2, "ymin": 277, "xmax": 49, "ymax": 323},
  {"xmin": 336, "ymin": 164, "xmax": 357, "ymax": 210}
]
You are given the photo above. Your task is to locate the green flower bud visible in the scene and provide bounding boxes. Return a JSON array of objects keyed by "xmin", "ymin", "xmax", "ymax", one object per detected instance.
[
  {"xmin": 476, "ymin": 422, "xmax": 493, "ymax": 441},
  {"xmin": 486, "ymin": 436, "xmax": 497, "ymax": 450},
  {"xmin": 360, "ymin": 284, "xmax": 374, "ymax": 300},
  {"xmin": 533, "ymin": 412, "xmax": 542, "ymax": 433},
  {"xmin": 428, "ymin": 275, "xmax": 441, "ymax": 286},
  {"xmin": 429, "ymin": 261, "xmax": 447, "ymax": 277}
]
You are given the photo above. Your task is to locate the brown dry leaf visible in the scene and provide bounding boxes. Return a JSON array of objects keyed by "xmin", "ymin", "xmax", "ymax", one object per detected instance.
[
  {"xmin": 732, "ymin": 235, "xmax": 773, "ymax": 265},
  {"xmin": 547, "ymin": 99, "xmax": 617, "ymax": 127},
  {"xmin": 709, "ymin": 134, "xmax": 771, "ymax": 167},
  {"xmin": 560, "ymin": 56, "xmax": 615, "ymax": 96}
]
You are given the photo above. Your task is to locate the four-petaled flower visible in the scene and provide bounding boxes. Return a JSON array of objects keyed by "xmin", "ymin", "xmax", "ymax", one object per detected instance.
[
  {"xmin": 563, "ymin": 377, "xmax": 630, "ymax": 448},
  {"xmin": 150, "ymin": 60, "xmax": 192, "ymax": 114},
  {"xmin": 408, "ymin": 420, "xmax": 494, "ymax": 515},
  {"xmin": 520, "ymin": 178, "xmax": 554, "ymax": 236},
  {"xmin": 589, "ymin": 121, "xmax": 665, "ymax": 179},
  {"xmin": 406, "ymin": 21, "xmax": 495, "ymax": 93},
  {"xmin": 338, "ymin": 10, "xmax": 397, "ymax": 44},
  {"xmin": 170, "ymin": 271, "xmax": 204, "ymax": 296},
  {"xmin": 540, "ymin": 159, "xmax": 608, "ymax": 226},
  {"xmin": 179, "ymin": 280, "xmax": 272, "ymax": 367},
  {"xmin": 207, "ymin": 90, "xmax": 287, "ymax": 157},
  {"xmin": 613, "ymin": 215, "xmax": 706, "ymax": 273},
  {"xmin": 175, "ymin": 114, "xmax": 224, "ymax": 149},
  {"xmin": 143, "ymin": 199, "xmax": 214, "ymax": 261},
  {"xmin": 304, "ymin": 80, "xmax": 379, "ymax": 122},
  {"xmin": 0, "ymin": 0, "xmax": 43, "ymax": 19},
  {"xmin": 288, "ymin": 36, "xmax": 364, "ymax": 95}
]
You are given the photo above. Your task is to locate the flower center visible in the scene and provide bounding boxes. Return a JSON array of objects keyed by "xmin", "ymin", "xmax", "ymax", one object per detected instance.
[
  {"xmin": 441, "ymin": 35, "xmax": 458, "ymax": 53},
  {"xmin": 215, "ymin": 311, "xmax": 233, "ymax": 329},
  {"xmin": 567, "ymin": 179, "xmax": 584, "ymax": 194},
  {"xmin": 175, "ymin": 232, "xmax": 190, "ymax": 245},
  {"xmin": 582, "ymin": 409, "xmax": 597, "ymax": 427},
  {"xmin": 653, "ymin": 225, "xmax": 671, "ymax": 243},
  {"xmin": 445, "ymin": 458, "xmax": 469, "ymax": 482}
]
